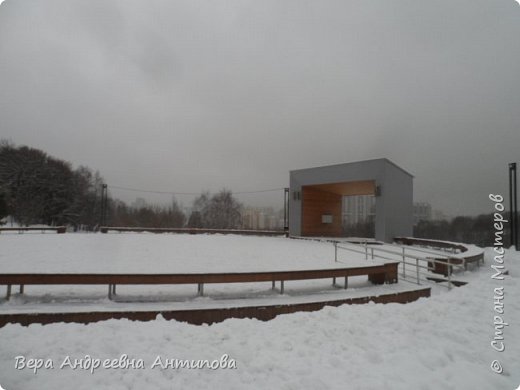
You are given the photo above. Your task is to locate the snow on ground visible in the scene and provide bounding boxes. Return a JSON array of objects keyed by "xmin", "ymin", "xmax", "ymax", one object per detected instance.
[
  {"xmin": 0, "ymin": 233, "xmax": 372, "ymax": 273},
  {"xmin": 0, "ymin": 234, "xmax": 518, "ymax": 389}
]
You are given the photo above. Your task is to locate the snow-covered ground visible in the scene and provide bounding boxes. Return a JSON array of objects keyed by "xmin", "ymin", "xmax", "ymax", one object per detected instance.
[
  {"xmin": 0, "ymin": 234, "xmax": 518, "ymax": 389},
  {"xmin": 0, "ymin": 233, "xmax": 372, "ymax": 274}
]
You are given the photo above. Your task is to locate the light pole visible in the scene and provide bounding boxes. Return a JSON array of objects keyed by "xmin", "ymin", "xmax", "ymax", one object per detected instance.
[
  {"xmin": 284, "ymin": 187, "xmax": 289, "ymax": 235},
  {"xmin": 509, "ymin": 163, "xmax": 518, "ymax": 250},
  {"xmin": 100, "ymin": 183, "xmax": 108, "ymax": 227}
]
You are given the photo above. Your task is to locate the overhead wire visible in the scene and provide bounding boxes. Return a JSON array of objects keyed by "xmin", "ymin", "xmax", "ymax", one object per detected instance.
[{"xmin": 107, "ymin": 184, "xmax": 285, "ymax": 196}]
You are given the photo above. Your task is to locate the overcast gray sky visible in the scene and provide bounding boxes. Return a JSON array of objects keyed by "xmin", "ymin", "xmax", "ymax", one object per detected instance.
[{"xmin": 1, "ymin": 0, "xmax": 519, "ymax": 215}]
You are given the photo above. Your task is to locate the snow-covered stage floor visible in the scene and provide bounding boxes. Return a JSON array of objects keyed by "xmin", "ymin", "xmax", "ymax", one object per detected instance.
[
  {"xmin": 0, "ymin": 233, "xmax": 379, "ymax": 274},
  {"xmin": 0, "ymin": 234, "xmax": 427, "ymax": 323},
  {"xmin": 0, "ymin": 233, "xmax": 518, "ymax": 389}
]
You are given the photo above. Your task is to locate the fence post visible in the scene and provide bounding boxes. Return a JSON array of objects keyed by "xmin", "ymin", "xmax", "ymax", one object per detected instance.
[
  {"xmin": 416, "ymin": 258, "xmax": 420, "ymax": 285},
  {"xmin": 447, "ymin": 258, "xmax": 452, "ymax": 289},
  {"xmin": 402, "ymin": 247, "xmax": 406, "ymax": 278},
  {"xmin": 334, "ymin": 241, "xmax": 338, "ymax": 262},
  {"xmin": 364, "ymin": 242, "xmax": 368, "ymax": 260}
]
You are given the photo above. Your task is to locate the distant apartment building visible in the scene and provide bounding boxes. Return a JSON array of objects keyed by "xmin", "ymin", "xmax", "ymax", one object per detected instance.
[
  {"xmin": 432, "ymin": 209, "xmax": 451, "ymax": 222},
  {"xmin": 413, "ymin": 202, "xmax": 432, "ymax": 225},
  {"xmin": 241, "ymin": 207, "xmax": 281, "ymax": 230}
]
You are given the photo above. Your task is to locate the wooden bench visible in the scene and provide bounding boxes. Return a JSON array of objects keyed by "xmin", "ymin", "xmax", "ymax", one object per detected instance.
[
  {"xmin": 0, "ymin": 226, "xmax": 66, "ymax": 234},
  {"xmin": 0, "ymin": 262, "xmax": 398, "ymax": 300}
]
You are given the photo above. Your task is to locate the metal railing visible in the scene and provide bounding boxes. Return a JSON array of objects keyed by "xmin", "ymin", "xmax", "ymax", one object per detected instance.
[{"xmin": 332, "ymin": 241, "xmax": 466, "ymax": 289}]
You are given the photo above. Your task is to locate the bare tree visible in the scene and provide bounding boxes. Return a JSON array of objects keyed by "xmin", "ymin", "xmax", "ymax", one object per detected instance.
[
  {"xmin": 201, "ymin": 189, "xmax": 242, "ymax": 229},
  {"xmin": 188, "ymin": 191, "xmax": 210, "ymax": 228},
  {"xmin": 0, "ymin": 192, "xmax": 7, "ymax": 225}
]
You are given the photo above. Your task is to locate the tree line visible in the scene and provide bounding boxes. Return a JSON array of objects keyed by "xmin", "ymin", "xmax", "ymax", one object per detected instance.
[
  {"xmin": 0, "ymin": 141, "xmax": 242, "ymax": 230},
  {"xmin": 0, "ymin": 140, "xmax": 103, "ymax": 228},
  {"xmin": 413, "ymin": 215, "xmax": 511, "ymax": 247},
  {"xmin": 343, "ymin": 215, "xmax": 510, "ymax": 247},
  {"xmin": 1, "ymin": 140, "xmax": 508, "ymax": 245}
]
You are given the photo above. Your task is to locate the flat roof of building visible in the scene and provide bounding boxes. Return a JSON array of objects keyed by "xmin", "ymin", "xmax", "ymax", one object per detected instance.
[{"xmin": 290, "ymin": 158, "xmax": 414, "ymax": 178}]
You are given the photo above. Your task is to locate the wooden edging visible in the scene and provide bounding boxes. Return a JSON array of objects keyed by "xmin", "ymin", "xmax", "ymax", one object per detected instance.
[
  {"xmin": 0, "ymin": 287, "xmax": 430, "ymax": 327},
  {"xmin": 394, "ymin": 236, "xmax": 485, "ymax": 275},
  {"xmin": 0, "ymin": 264, "xmax": 398, "ymax": 285},
  {"xmin": 0, "ymin": 227, "xmax": 66, "ymax": 234},
  {"xmin": 394, "ymin": 236, "xmax": 478, "ymax": 256},
  {"xmin": 100, "ymin": 226, "xmax": 288, "ymax": 236},
  {"xmin": 1, "ymin": 263, "xmax": 399, "ymax": 300}
]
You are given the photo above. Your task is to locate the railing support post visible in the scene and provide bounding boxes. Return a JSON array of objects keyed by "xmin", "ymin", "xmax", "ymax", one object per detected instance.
[
  {"xmin": 447, "ymin": 258, "xmax": 452, "ymax": 289},
  {"xmin": 334, "ymin": 241, "xmax": 338, "ymax": 262},
  {"xmin": 401, "ymin": 247, "xmax": 406, "ymax": 278},
  {"xmin": 416, "ymin": 258, "xmax": 420, "ymax": 285}
]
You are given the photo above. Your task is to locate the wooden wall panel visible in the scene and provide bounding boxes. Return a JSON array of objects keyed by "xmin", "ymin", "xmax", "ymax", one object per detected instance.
[{"xmin": 301, "ymin": 187, "xmax": 342, "ymax": 236}]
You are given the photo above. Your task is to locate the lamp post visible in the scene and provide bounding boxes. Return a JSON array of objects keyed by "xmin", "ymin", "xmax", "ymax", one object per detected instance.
[
  {"xmin": 509, "ymin": 163, "xmax": 518, "ymax": 250},
  {"xmin": 284, "ymin": 187, "xmax": 289, "ymax": 234},
  {"xmin": 100, "ymin": 183, "xmax": 108, "ymax": 227}
]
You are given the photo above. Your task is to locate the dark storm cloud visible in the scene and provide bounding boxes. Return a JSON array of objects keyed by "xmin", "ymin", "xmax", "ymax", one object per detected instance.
[{"xmin": 1, "ymin": 0, "xmax": 519, "ymax": 214}]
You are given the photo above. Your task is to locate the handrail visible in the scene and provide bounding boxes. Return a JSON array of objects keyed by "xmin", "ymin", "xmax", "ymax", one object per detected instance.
[
  {"xmin": 394, "ymin": 237, "xmax": 468, "ymax": 253},
  {"xmin": 336, "ymin": 241, "xmax": 463, "ymax": 266},
  {"xmin": 333, "ymin": 241, "xmax": 463, "ymax": 289},
  {"xmin": 384, "ymin": 242, "xmax": 461, "ymax": 257}
]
